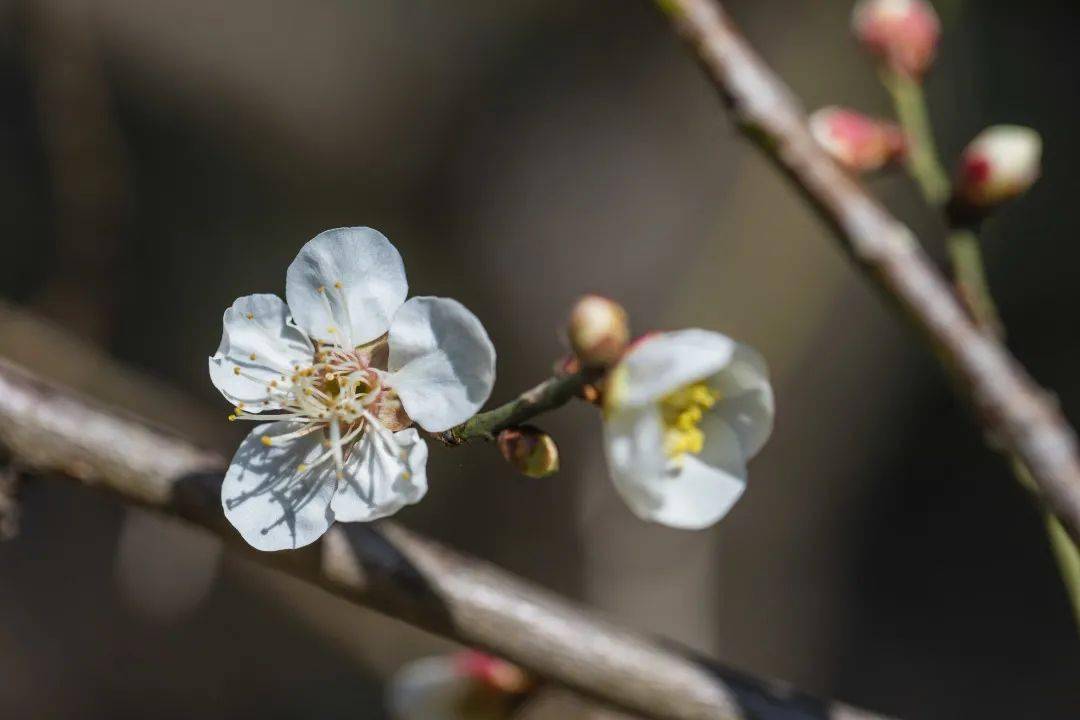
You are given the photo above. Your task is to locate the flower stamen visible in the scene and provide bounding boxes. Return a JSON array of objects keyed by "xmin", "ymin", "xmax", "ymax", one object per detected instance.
[{"xmin": 660, "ymin": 381, "xmax": 719, "ymax": 462}]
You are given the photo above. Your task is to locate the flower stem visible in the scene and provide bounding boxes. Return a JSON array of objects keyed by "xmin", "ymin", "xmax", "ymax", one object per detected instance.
[
  {"xmin": 945, "ymin": 227, "xmax": 1004, "ymax": 337},
  {"xmin": 438, "ymin": 367, "xmax": 599, "ymax": 445},
  {"xmin": 1047, "ymin": 513, "xmax": 1080, "ymax": 633},
  {"xmin": 1013, "ymin": 457, "xmax": 1080, "ymax": 635},
  {"xmin": 883, "ymin": 70, "xmax": 951, "ymax": 207}
]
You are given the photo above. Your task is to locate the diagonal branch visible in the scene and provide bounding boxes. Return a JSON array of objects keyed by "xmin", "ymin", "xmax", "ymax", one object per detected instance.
[
  {"xmin": 0, "ymin": 355, "xmax": 889, "ymax": 720},
  {"xmin": 656, "ymin": 0, "xmax": 1080, "ymax": 548}
]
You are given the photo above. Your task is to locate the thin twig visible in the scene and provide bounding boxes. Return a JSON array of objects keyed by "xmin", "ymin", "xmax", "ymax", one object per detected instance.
[
  {"xmin": 438, "ymin": 367, "xmax": 598, "ymax": 444},
  {"xmin": 882, "ymin": 70, "xmax": 1004, "ymax": 337},
  {"xmin": 0, "ymin": 356, "xmax": 890, "ymax": 720},
  {"xmin": 882, "ymin": 54, "xmax": 1079, "ymax": 626},
  {"xmin": 656, "ymin": 0, "xmax": 1080, "ymax": 549},
  {"xmin": 943, "ymin": 227, "xmax": 1004, "ymax": 338},
  {"xmin": 881, "ymin": 71, "xmax": 950, "ymax": 207}
]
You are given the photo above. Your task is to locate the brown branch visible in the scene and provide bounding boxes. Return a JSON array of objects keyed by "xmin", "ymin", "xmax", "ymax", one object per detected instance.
[
  {"xmin": 656, "ymin": 0, "xmax": 1080, "ymax": 547},
  {"xmin": 0, "ymin": 355, "xmax": 889, "ymax": 720}
]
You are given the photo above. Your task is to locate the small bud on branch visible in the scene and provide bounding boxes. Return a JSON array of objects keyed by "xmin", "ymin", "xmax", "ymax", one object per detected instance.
[
  {"xmin": 568, "ymin": 294, "xmax": 630, "ymax": 367},
  {"xmin": 809, "ymin": 106, "xmax": 906, "ymax": 172},
  {"xmin": 952, "ymin": 125, "xmax": 1042, "ymax": 217},
  {"xmin": 497, "ymin": 426, "xmax": 560, "ymax": 478},
  {"xmin": 852, "ymin": 0, "xmax": 941, "ymax": 80},
  {"xmin": 388, "ymin": 651, "xmax": 532, "ymax": 720}
]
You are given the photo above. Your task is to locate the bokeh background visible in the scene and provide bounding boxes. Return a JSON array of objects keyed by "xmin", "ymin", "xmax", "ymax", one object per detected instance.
[{"xmin": 2, "ymin": 0, "xmax": 1079, "ymax": 717}]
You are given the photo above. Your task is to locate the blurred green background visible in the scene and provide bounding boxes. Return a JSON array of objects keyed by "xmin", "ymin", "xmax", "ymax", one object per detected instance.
[{"xmin": 1, "ymin": 0, "xmax": 1079, "ymax": 717}]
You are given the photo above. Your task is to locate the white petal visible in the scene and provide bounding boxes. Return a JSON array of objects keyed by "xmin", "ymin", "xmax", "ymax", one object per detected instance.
[
  {"xmin": 603, "ymin": 407, "xmax": 747, "ymax": 530},
  {"xmin": 285, "ymin": 227, "xmax": 408, "ymax": 346},
  {"xmin": 221, "ymin": 421, "xmax": 336, "ymax": 551},
  {"xmin": 612, "ymin": 329, "xmax": 736, "ymax": 408},
  {"xmin": 709, "ymin": 344, "xmax": 774, "ymax": 459},
  {"xmin": 602, "ymin": 405, "xmax": 670, "ymax": 519},
  {"xmin": 332, "ymin": 428, "xmax": 428, "ymax": 522},
  {"xmin": 208, "ymin": 294, "xmax": 313, "ymax": 411},
  {"xmin": 388, "ymin": 297, "xmax": 496, "ymax": 432}
]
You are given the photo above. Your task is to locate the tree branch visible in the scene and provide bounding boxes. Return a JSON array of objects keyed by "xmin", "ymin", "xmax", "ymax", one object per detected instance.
[
  {"xmin": 0, "ymin": 356, "xmax": 888, "ymax": 720},
  {"xmin": 438, "ymin": 367, "xmax": 598, "ymax": 445},
  {"xmin": 656, "ymin": 0, "xmax": 1080, "ymax": 548}
]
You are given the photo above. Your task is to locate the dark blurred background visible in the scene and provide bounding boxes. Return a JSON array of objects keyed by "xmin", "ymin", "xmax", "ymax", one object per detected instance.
[{"xmin": 1, "ymin": 0, "xmax": 1079, "ymax": 718}]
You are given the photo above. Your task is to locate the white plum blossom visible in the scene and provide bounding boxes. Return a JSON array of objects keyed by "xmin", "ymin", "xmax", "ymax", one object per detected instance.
[
  {"xmin": 209, "ymin": 227, "xmax": 496, "ymax": 551},
  {"xmin": 602, "ymin": 329, "xmax": 774, "ymax": 529}
]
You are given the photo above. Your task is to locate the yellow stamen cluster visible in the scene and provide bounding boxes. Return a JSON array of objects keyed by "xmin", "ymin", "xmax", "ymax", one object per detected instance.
[{"xmin": 659, "ymin": 381, "xmax": 718, "ymax": 461}]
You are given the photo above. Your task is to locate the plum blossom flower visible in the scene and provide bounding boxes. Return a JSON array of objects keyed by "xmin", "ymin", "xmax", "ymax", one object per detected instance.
[
  {"xmin": 209, "ymin": 227, "xmax": 496, "ymax": 551},
  {"xmin": 388, "ymin": 651, "xmax": 531, "ymax": 720},
  {"xmin": 602, "ymin": 329, "xmax": 774, "ymax": 529}
]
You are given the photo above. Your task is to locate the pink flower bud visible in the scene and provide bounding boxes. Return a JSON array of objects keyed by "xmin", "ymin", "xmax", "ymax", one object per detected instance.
[
  {"xmin": 954, "ymin": 125, "xmax": 1042, "ymax": 210},
  {"xmin": 852, "ymin": 0, "xmax": 941, "ymax": 79},
  {"xmin": 497, "ymin": 426, "xmax": 560, "ymax": 478},
  {"xmin": 453, "ymin": 651, "xmax": 531, "ymax": 695},
  {"xmin": 567, "ymin": 294, "xmax": 630, "ymax": 367},
  {"xmin": 388, "ymin": 652, "xmax": 531, "ymax": 720},
  {"xmin": 809, "ymin": 106, "xmax": 906, "ymax": 172}
]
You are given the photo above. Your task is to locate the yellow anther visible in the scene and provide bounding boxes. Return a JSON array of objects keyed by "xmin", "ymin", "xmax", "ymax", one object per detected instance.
[
  {"xmin": 659, "ymin": 381, "xmax": 719, "ymax": 462},
  {"xmin": 260, "ymin": 436, "xmax": 273, "ymax": 446},
  {"xmin": 236, "ymin": 403, "xmax": 245, "ymax": 410},
  {"xmin": 227, "ymin": 414, "xmax": 237, "ymax": 422},
  {"xmin": 249, "ymin": 353, "xmax": 257, "ymax": 361},
  {"xmin": 245, "ymin": 312, "xmax": 254, "ymax": 320},
  {"xmin": 327, "ymin": 326, "xmax": 337, "ymax": 334},
  {"xmin": 233, "ymin": 367, "xmax": 240, "ymax": 375},
  {"xmin": 402, "ymin": 471, "xmax": 411, "ymax": 480},
  {"xmin": 297, "ymin": 464, "xmax": 308, "ymax": 472},
  {"xmin": 269, "ymin": 380, "xmax": 278, "ymax": 388},
  {"xmin": 317, "ymin": 286, "xmax": 326, "ymax": 293},
  {"xmin": 333, "ymin": 281, "xmax": 343, "ymax": 289}
]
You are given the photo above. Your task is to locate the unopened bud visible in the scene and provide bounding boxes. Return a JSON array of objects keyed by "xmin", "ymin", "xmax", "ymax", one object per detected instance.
[
  {"xmin": 953, "ymin": 125, "xmax": 1042, "ymax": 213},
  {"xmin": 568, "ymin": 294, "xmax": 630, "ymax": 367},
  {"xmin": 809, "ymin": 106, "xmax": 906, "ymax": 172},
  {"xmin": 388, "ymin": 651, "xmax": 531, "ymax": 720},
  {"xmin": 852, "ymin": 0, "xmax": 941, "ymax": 79},
  {"xmin": 453, "ymin": 651, "xmax": 531, "ymax": 695},
  {"xmin": 497, "ymin": 426, "xmax": 559, "ymax": 478}
]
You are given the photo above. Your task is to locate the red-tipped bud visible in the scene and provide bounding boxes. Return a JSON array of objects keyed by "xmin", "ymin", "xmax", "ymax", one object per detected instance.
[
  {"xmin": 953, "ymin": 125, "xmax": 1042, "ymax": 213},
  {"xmin": 809, "ymin": 106, "xmax": 906, "ymax": 172},
  {"xmin": 388, "ymin": 652, "xmax": 531, "ymax": 720},
  {"xmin": 453, "ymin": 651, "xmax": 531, "ymax": 695},
  {"xmin": 568, "ymin": 294, "xmax": 630, "ymax": 367},
  {"xmin": 497, "ymin": 426, "xmax": 560, "ymax": 478},
  {"xmin": 852, "ymin": 0, "xmax": 941, "ymax": 79}
]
